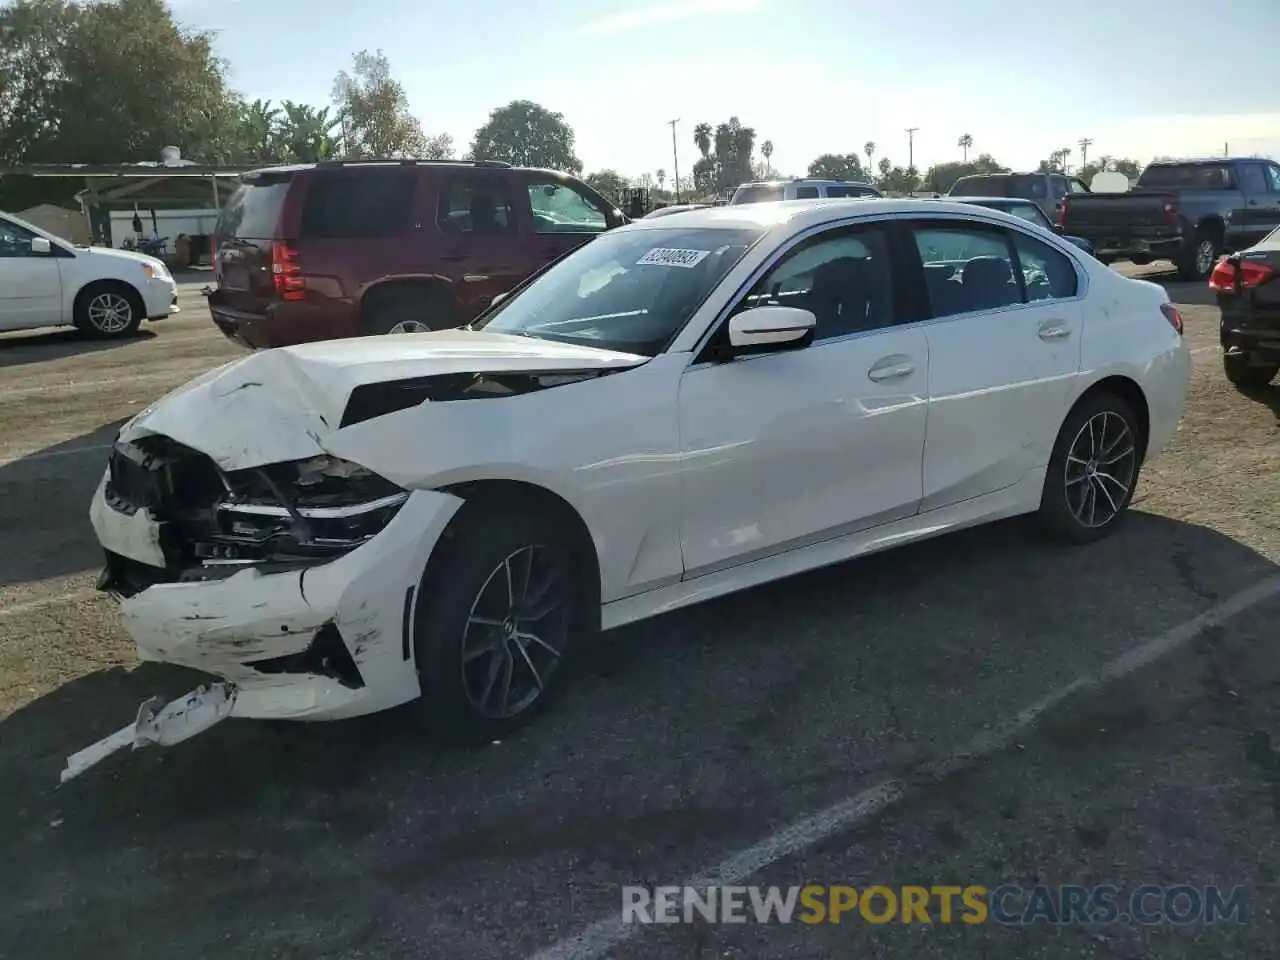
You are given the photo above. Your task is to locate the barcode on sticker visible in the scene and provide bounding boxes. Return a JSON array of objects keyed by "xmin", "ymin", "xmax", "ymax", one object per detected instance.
[{"xmin": 636, "ymin": 247, "xmax": 711, "ymax": 268}]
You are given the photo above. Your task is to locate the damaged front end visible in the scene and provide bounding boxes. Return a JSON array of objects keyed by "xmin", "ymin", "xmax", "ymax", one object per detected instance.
[{"xmin": 97, "ymin": 436, "xmax": 408, "ymax": 595}]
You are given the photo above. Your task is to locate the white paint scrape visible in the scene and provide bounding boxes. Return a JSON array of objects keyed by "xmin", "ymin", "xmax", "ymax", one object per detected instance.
[{"xmin": 529, "ymin": 572, "xmax": 1280, "ymax": 960}]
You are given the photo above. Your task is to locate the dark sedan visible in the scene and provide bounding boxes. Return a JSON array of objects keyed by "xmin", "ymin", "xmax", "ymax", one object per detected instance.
[
  {"xmin": 946, "ymin": 196, "xmax": 1096, "ymax": 257},
  {"xmin": 1210, "ymin": 227, "xmax": 1280, "ymax": 391}
]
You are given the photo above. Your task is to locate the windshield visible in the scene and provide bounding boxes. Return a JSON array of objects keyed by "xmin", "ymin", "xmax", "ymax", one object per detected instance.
[
  {"xmin": 474, "ymin": 225, "xmax": 763, "ymax": 356},
  {"xmin": 731, "ymin": 183, "xmax": 786, "ymax": 204},
  {"xmin": 1137, "ymin": 164, "xmax": 1233, "ymax": 190}
]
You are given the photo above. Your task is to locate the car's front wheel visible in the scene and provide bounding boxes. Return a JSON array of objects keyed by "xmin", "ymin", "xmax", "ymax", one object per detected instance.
[
  {"xmin": 412, "ymin": 509, "xmax": 580, "ymax": 742},
  {"xmin": 1037, "ymin": 392, "xmax": 1143, "ymax": 543},
  {"xmin": 74, "ymin": 282, "xmax": 143, "ymax": 338}
]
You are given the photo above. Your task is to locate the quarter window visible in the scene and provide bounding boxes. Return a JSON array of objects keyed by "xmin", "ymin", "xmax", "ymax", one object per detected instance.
[
  {"xmin": 1266, "ymin": 164, "xmax": 1280, "ymax": 192},
  {"xmin": 1239, "ymin": 163, "xmax": 1268, "ymax": 194},
  {"xmin": 1068, "ymin": 179, "xmax": 1090, "ymax": 194},
  {"xmin": 912, "ymin": 224, "xmax": 1019, "ymax": 317},
  {"xmin": 527, "ymin": 179, "xmax": 608, "ymax": 234},
  {"xmin": 299, "ymin": 170, "xmax": 417, "ymax": 239},
  {"xmin": 437, "ymin": 175, "xmax": 516, "ymax": 236},
  {"xmin": 739, "ymin": 226, "xmax": 896, "ymax": 340},
  {"xmin": 1012, "ymin": 232, "xmax": 1078, "ymax": 301}
]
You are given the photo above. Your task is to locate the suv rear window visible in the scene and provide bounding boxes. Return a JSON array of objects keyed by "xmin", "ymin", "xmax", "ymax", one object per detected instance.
[
  {"xmin": 299, "ymin": 169, "xmax": 418, "ymax": 239},
  {"xmin": 1137, "ymin": 164, "xmax": 1233, "ymax": 190},
  {"xmin": 216, "ymin": 174, "xmax": 292, "ymax": 239},
  {"xmin": 826, "ymin": 185, "xmax": 876, "ymax": 198},
  {"xmin": 951, "ymin": 175, "xmax": 1048, "ymax": 200},
  {"xmin": 731, "ymin": 184, "xmax": 785, "ymax": 204}
]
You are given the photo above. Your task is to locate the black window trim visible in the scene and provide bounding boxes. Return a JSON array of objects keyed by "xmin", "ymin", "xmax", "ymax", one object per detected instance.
[
  {"xmin": 434, "ymin": 170, "xmax": 520, "ymax": 237},
  {"xmin": 682, "ymin": 210, "xmax": 1090, "ymax": 366}
]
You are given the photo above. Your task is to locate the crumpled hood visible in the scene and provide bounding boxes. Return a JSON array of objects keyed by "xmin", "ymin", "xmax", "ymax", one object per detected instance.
[{"xmin": 117, "ymin": 329, "xmax": 648, "ymax": 470}]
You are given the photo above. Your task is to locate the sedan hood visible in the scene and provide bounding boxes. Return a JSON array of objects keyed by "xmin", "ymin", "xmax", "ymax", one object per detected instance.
[
  {"xmin": 87, "ymin": 245, "xmax": 168, "ymax": 272},
  {"xmin": 118, "ymin": 330, "xmax": 648, "ymax": 470}
]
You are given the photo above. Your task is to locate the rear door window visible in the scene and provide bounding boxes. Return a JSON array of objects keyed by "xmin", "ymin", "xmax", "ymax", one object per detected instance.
[
  {"xmin": 910, "ymin": 222, "xmax": 1020, "ymax": 318},
  {"xmin": 731, "ymin": 183, "xmax": 785, "ymax": 204},
  {"xmin": 794, "ymin": 186, "xmax": 820, "ymax": 199},
  {"xmin": 216, "ymin": 175, "xmax": 292, "ymax": 240},
  {"xmin": 1238, "ymin": 163, "xmax": 1268, "ymax": 194},
  {"xmin": 299, "ymin": 169, "xmax": 418, "ymax": 239},
  {"xmin": 437, "ymin": 174, "xmax": 517, "ymax": 235}
]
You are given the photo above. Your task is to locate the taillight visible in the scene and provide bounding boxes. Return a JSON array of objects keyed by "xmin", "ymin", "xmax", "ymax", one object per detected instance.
[
  {"xmin": 1209, "ymin": 257, "xmax": 1275, "ymax": 293},
  {"xmin": 1058, "ymin": 197, "xmax": 1068, "ymax": 229},
  {"xmin": 271, "ymin": 241, "xmax": 305, "ymax": 301},
  {"xmin": 1160, "ymin": 303, "xmax": 1184, "ymax": 335}
]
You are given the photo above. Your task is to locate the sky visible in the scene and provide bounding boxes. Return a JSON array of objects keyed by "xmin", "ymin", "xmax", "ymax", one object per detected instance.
[{"xmin": 172, "ymin": 0, "xmax": 1280, "ymax": 181}]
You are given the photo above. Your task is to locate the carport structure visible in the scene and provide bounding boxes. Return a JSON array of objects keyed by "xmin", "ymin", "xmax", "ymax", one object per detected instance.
[{"xmin": 1, "ymin": 156, "xmax": 256, "ymax": 260}]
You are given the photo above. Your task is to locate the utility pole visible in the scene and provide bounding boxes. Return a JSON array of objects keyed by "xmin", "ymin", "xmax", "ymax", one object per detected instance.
[
  {"xmin": 1078, "ymin": 137, "xmax": 1093, "ymax": 169},
  {"xmin": 668, "ymin": 118, "xmax": 681, "ymax": 204},
  {"xmin": 905, "ymin": 127, "xmax": 918, "ymax": 171}
]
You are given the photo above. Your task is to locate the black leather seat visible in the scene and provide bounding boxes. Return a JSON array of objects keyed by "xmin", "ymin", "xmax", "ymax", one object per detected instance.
[
  {"xmin": 961, "ymin": 256, "xmax": 1019, "ymax": 310},
  {"xmin": 807, "ymin": 257, "xmax": 873, "ymax": 337}
]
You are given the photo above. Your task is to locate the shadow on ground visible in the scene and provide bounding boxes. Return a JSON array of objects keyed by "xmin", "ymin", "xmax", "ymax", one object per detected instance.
[
  {"xmin": 0, "ymin": 328, "xmax": 157, "ymax": 369},
  {"xmin": 0, "ymin": 508, "xmax": 1275, "ymax": 958},
  {"xmin": 0, "ymin": 419, "xmax": 127, "ymax": 587}
]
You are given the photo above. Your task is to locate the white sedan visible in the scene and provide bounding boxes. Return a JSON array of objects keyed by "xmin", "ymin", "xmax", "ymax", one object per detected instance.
[
  {"xmin": 0, "ymin": 210, "xmax": 178, "ymax": 337},
  {"xmin": 67, "ymin": 199, "xmax": 1191, "ymax": 781}
]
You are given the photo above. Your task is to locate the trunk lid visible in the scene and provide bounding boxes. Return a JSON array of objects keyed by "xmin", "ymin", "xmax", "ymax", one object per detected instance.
[{"xmin": 1062, "ymin": 192, "xmax": 1174, "ymax": 231}]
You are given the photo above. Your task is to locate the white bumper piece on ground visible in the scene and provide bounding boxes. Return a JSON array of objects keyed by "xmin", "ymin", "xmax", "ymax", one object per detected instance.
[{"xmin": 60, "ymin": 683, "xmax": 236, "ymax": 784}]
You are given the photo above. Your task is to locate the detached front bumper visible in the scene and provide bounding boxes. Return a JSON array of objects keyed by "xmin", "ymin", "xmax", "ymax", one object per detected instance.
[{"xmin": 71, "ymin": 475, "xmax": 463, "ymax": 780}]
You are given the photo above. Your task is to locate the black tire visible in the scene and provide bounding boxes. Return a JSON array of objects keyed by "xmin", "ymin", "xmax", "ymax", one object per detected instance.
[
  {"xmin": 1223, "ymin": 352, "xmax": 1279, "ymax": 390},
  {"xmin": 411, "ymin": 509, "xmax": 584, "ymax": 743},
  {"xmin": 1176, "ymin": 231, "xmax": 1218, "ymax": 282},
  {"xmin": 1037, "ymin": 391, "xmax": 1144, "ymax": 544},
  {"xmin": 364, "ymin": 287, "xmax": 457, "ymax": 336},
  {"xmin": 73, "ymin": 281, "xmax": 144, "ymax": 339}
]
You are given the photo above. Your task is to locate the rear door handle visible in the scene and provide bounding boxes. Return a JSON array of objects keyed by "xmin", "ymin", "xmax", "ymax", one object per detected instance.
[
  {"xmin": 1038, "ymin": 321, "xmax": 1071, "ymax": 341},
  {"xmin": 867, "ymin": 355, "xmax": 915, "ymax": 381}
]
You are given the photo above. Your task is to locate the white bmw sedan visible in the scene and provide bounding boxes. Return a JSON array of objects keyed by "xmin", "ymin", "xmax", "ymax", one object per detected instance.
[{"xmin": 68, "ymin": 199, "xmax": 1191, "ymax": 781}]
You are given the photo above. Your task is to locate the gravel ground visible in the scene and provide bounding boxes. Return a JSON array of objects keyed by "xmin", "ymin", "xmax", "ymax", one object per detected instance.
[{"xmin": 0, "ymin": 267, "xmax": 1276, "ymax": 960}]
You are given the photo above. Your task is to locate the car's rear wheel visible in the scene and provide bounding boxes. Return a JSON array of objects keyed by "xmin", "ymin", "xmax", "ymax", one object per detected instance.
[
  {"xmin": 365, "ymin": 287, "xmax": 457, "ymax": 336},
  {"xmin": 1177, "ymin": 232, "xmax": 1218, "ymax": 281},
  {"xmin": 1223, "ymin": 351, "xmax": 1279, "ymax": 391},
  {"xmin": 411, "ymin": 509, "xmax": 580, "ymax": 742},
  {"xmin": 1037, "ymin": 392, "xmax": 1143, "ymax": 543},
  {"xmin": 74, "ymin": 282, "xmax": 143, "ymax": 338}
]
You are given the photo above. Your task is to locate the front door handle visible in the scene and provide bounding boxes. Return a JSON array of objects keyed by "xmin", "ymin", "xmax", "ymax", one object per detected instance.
[
  {"xmin": 1038, "ymin": 321, "xmax": 1071, "ymax": 341},
  {"xmin": 867, "ymin": 355, "xmax": 915, "ymax": 382}
]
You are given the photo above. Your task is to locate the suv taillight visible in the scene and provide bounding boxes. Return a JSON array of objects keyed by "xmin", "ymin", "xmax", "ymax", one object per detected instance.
[
  {"xmin": 1209, "ymin": 258, "xmax": 1275, "ymax": 293},
  {"xmin": 1160, "ymin": 303, "xmax": 1184, "ymax": 335},
  {"xmin": 271, "ymin": 241, "xmax": 305, "ymax": 301},
  {"xmin": 1058, "ymin": 197, "xmax": 1068, "ymax": 229}
]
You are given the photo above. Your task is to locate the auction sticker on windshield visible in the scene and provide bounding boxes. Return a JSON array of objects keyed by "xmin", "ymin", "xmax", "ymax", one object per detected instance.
[{"xmin": 637, "ymin": 248, "xmax": 711, "ymax": 268}]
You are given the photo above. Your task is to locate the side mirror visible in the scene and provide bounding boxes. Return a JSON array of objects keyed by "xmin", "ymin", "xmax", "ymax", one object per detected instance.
[
  {"xmin": 30, "ymin": 237, "xmax": 52, "ymax": 255},
  {"xmin": 490, "ymin": 291, "xmax": 508, "ymax": 307},
  {"xmin": 727, "ymin": 305, "xmax": 816, "ymax": 352}
]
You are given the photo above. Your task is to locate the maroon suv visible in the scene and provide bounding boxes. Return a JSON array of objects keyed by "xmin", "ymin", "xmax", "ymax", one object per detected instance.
[{"xmin": 206, "ymin": 159, "xmax": 628, "ymax": 348}]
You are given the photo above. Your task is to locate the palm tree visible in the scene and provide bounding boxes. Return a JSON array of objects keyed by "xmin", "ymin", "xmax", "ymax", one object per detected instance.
[
  {"xmin": 693, "ymin": 123, "xmax": 712, "ymax": 160},
  {"xmin": 761, "ymin": 139, "xmax": 773, "ymax": 176},
  {"xmin": 864, "ymin": 141, "xmax": 876, "ymax": 171},
  {"xmin": 656, "ymin": 168, "xmax": 666, "ymax": 192},
  {"xmin": 279, "ymin": 101, "xmax": 342, "ymax": 162},
  {"xmin": 1060, "ymin": 146, "xmax": 1072, "ymax": 173},
  {"xmin": 242, "ymin": 99, "xmax": 281, "ymax": 162},
  {"xmin": 958, "ymin": 133, "xmax": 973, "ymax": 162}
]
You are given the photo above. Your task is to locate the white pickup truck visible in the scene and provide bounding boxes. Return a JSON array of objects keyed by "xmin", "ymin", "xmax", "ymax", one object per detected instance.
[{"xmin": 0, "ymin": 210, "xmax": 179, "ymax": 338}]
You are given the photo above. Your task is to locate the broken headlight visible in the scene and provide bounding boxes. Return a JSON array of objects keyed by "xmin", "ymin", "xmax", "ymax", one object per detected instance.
[{"xmin": 194, "ymin": 455, "xmax": 409, "ymax": 569}]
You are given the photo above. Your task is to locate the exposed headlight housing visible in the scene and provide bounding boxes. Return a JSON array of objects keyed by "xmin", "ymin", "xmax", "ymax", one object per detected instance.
[{"xmin": 194, "ymin": 455, "xmax": 408, "ymax": 570}]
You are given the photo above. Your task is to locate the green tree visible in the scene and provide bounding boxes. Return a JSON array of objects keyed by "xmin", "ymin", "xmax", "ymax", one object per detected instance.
[
  {"xmin": 922, "ymin": 153, "xmax": 1008, "ymax": 193},
  {"xmin": 332, "ymin": 49, "xmax": 436, "ymax": 158},
  {"xmin": 864, "ymin": 141, "xmax": 876, "ymax": 170},
  {"xmin": 1075, "ymin": 155, "xmax": 1142, "ymax": 185},
  {"xmin": 958, "ymin": 133, "xmax": 973, "ymax": 162},
  {"xmin": 693, "ymin": 123, "xmax": 712, "ymax": 160},
  {"xmin": 240, "ymin": 99, "xmax": 282, "ymax": 162},
  {"xmin": 1, "ymin": 0, "xmax": 243, "ymax": 165},
  {"xmin": 470, "ymin": 100, "xmax": 581, "ymax": 172},
  {"xmin": 807, "ymin": 152, "xmax": 865, "ymax": 180},
  {"xmin": 586, "ymin": 169, "xmax": 628, "ymax": 202},
  {"xmin": 873, "ymin": 157, "xmax": 919, "ymax": 194},
  {"xmin": 760, "ymin": 140, "xmax": 773, "ymax": 176},
  {"xmin": 277, "ymin": 101, "xmax": 343, "ymax": 162}
]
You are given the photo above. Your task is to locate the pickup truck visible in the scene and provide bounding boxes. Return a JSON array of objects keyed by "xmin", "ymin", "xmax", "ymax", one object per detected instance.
[{"xmin": 1059, "ymin": 158, "xmax": 1280, "ymax": 281}]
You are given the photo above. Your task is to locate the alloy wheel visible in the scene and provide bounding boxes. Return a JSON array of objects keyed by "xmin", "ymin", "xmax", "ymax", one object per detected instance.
[
  {"xmin": 387, "ymin": 319, "xmax": 430, "ymax": 334},
  {"xmin": 87, "ymin": 292, "xmax": 134, "ymax": 334},
  {"xmin": 461, "ymin": 544, "xmax": 569, "ymax": 719},
  {"xmin": 1195, "ymin": 240, "xmax": 1216, "ymax": 278},
  {"xmin": 1063, "ymin": 410, "xmax": 1137, "ymax": 529}
]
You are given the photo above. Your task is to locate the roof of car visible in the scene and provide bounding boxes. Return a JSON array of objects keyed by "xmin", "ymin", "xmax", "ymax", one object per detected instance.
[
  {"xmin": 947, "ymin": 196, "xmax": 1036, "ymax": 206},
  {"xmin": 620, "ymin": 197, "xmax": 1036, "ymax": 233}
]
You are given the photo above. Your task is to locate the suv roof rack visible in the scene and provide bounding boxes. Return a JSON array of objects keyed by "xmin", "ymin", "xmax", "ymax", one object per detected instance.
[{"xmin": 312, "ymin": 158, "xmax": 512, "ymax": 169}]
